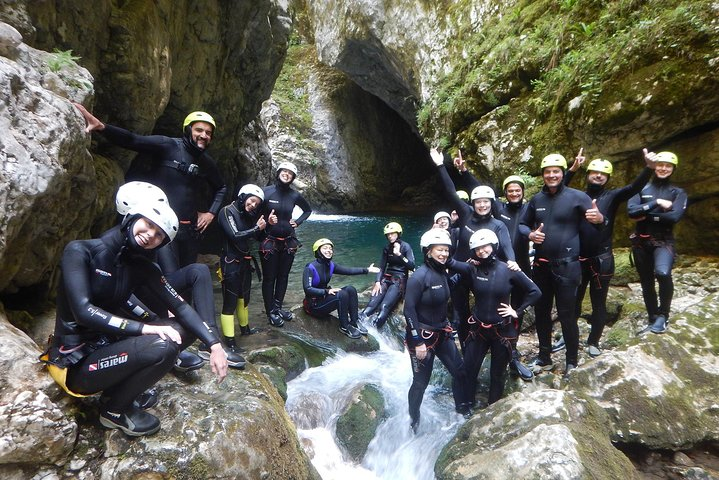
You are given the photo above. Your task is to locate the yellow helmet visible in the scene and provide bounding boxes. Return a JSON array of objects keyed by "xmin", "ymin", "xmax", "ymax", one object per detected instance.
[
  {"xmin": 456, "ymin": 190, "xmax": 469, "ymax": 202},
  {"xmin": 312, "ymin": 238, "xmax": 334, "ymax": 254},
  {"xmin": 183, "ymin": 111, "xmax": 216, "ymax": 131},
  {"xmin": 502, "ymin": 175, "xmax": 525, "ymax": 191},
  {"xmin": 587, "ymin": 159, "xmax": 613, "ymax": 175},
  {"xmin": 655, "ymin": 151, "xmax": 678, "ymax": 166},
  {"xmin": 540, "ymin": 153, "xmax": 567, "ymax": 170},
  {"xmin": 383, "ymin": 222, "xmax": 403, "ymax": 236}
]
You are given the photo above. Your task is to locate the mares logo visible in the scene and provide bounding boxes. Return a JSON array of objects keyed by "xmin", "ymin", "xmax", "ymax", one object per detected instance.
[
  {"xmin": 88, "ymin": 352, "xmax": 128, "ymax": 371},
  {"xmin": 431, "ymin": 284, "xmax": 443, "ymax": 290},
  {"xmin": 95, "ymin": 269, "xmax": 112, "ymax": 277},
  {"xmin": 161, "ymin": 277, "xmax": 182, "ymax": 299}
]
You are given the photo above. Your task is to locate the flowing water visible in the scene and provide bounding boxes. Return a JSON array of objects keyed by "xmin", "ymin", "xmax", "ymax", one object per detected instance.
[{"xmin": 283, "ymin": 214, "xmax": 466, "ymax": 480}]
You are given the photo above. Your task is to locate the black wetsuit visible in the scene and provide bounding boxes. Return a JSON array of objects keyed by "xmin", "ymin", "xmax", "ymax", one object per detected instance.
[
  {"xmin": 519, "ymin": 182, "xmax": 601, "ymax": 367},
  {"xmin": 564, "ymin": 167, "xmax": 652, "ymax": 344},
  {"xmin": 627, "ymin": 177, "xmax": 687, "ymax": 321},
  {"xmin": 102, "ymin": 124, "xmax": 227, "ymax": 272},
  {"xmin": 302, "ymin": 257, "xmax": 368, "ymax": 329},
  {"xmin": 437, "ymin": 165, "xmax": 515, "ymax": 341},
  {"xmin": 259, "ymin": 181, "xmax": 312, "ymax": 317},
  {"xmin": 404, "ymin": 258, "xmax": 469, "ymax": 429},
  {"xmin": 218, "ymin": 201, "xmax": 263, "ymax": 314},
  {"xmin": 453, "ymin": 258, "xmax": 540, "ymax": 404},
  {"xmin": 363, "ymin": 239, "xmax": 415, "ymax": 328},
  {"xmin": 46, "ymin": 222, "xmax": 219, "ymax": 412}
]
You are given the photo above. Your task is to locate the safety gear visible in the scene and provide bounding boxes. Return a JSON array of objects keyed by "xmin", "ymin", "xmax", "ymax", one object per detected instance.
[
  {"xmin": 540, "ymin": 153, "xmax": 567, "ymax": 170},
  {"xmin": 433, "ymin": 211, "xmax": 451, "ymax": 223},
  {"xmin": 502, "ymin": 175, "xmax": 525, "ymax": 191},
  {"xmin": 456, "ymin": 190, "xmax": 470, "ymax": 202},
  {"xmin": 127, "ymin": 200, "xmax": 179, "ymax": 242},
  {"xmin": 471, "ymin": 185, "xmax": 495, "ymax": 202},
  {"xmin": 655, "ymin": 151, "xmax": 678, "ymax": 166},
  {"xmin": 238, "ymin": 184, "xmax": 265, "ymax": 201},
  {"xmin": 276, "ymin": 161, "xmax": 298, "ymax": 178},
  {"xmin": 116, "ymin": 181, "xmax": 169, "ymax": 216},
  {"xmin": 99, "ymin": 407, "xmax": 161, "ymax": 437},
  {"xmin": 268, "ymin": 311, "xmax": 284, "ymax": 327},
  {"xmin": 312, "ymin": 238, "xmax": 334, "ymax": 254},
  {"xmin": 182, "ymin": 111, "xmax": 216, "ymax": 131},
  {"xmin": 551, "ymin": 335, "xmax": 566, "ymax": 353},
  {"xmin": 132, "ymin": 388, "xmax": 159, "ymax": 410},
  {"xmin": 469, "ymin": 229, "xmax": 499, "ymax": 250},
  {"xmin": 587, "ymin": 159, "xmax": 613, "ymax": 175},
  {"xmin": 419, "ymin": 229, "xmax": 452, "ymax": 248},
  {"xmin": 383, "ymin": 222, "xmax": 403, "ymax": 236}
]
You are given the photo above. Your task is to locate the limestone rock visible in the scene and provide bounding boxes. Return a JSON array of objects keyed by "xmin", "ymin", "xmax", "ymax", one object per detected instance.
[
  {"xmin": 436, "ymin": 390, "xmax": 638, "ymax": 479},
  {"xmin": 0, "ymin": 21, "xmax": 99, "ymax": 295},
  {"xmin": 0, "ymin": 310, "xmax": 77, "ymax": 467}
]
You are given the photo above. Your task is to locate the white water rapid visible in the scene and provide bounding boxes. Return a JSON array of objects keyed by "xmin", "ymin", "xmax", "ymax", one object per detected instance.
[{"xmin": 285, "ymin": 326, "xmax": 466, "ymax": 480}]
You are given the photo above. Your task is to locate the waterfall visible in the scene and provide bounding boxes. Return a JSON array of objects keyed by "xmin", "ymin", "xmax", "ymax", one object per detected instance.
[{"xmin": 285, "ymin": 325, "xmax": 465, "ymax": 480}]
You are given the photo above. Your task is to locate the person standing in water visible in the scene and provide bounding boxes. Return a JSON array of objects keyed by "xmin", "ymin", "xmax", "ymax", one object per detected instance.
[{"xmin": 405, "ymin": 229, "xmax": 471, "ymax": 434}]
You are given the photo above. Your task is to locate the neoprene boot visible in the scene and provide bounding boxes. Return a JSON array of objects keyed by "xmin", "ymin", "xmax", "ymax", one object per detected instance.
[
  {"xmin": 240, "ymin": 325, "xmax": 258, "ymax": 336},
  {"xmin": 100, "ymin": 406, "xmax": 161, "ymax": 437}
]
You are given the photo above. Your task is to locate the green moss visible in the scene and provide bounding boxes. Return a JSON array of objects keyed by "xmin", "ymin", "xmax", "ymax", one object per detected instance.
[
  {"xmin": 335, "ymin": 384, "xmax": 387, "ymax": 461},
  {"xmin": 419, "ymin": 0, "xmax": 718, "ymax": 170}
]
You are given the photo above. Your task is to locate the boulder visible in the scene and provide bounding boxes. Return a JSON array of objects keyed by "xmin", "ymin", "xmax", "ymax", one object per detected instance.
[
  {"xmin": 436, "ymin": 389, "xmax": 638, "ymax": 479},
  {"xmin": 335, "ymin": 383, "xmax": 387, "ymax": 462}
]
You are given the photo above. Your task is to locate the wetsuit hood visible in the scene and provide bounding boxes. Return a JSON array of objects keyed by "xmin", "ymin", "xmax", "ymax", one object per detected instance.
[
  {"xmin": 586, "ymin": 182, "xmax": 605, "ymax": 197},
  {"xmin": 275, "ymin": 178, "xmax": 293, "ymax": 191},
  {"xmin": 424, "ymin": 255, "xmax": 446, "ymax": 272},
  {"xmin": 542, "ymin": 182, "xmax": 566, "ymax": 196}
]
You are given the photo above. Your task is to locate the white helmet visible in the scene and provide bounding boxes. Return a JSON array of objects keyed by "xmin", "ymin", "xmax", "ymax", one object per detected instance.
[
  {"xmin": 471, "ymin": 185, "xmax": 495, "ymax": 201},
  {"xmin": 469, "ymin": 229, "xmax": 499, "ymax": 250},
  {"xmin": 434, "ymin": 211, "xmax": 451, "ymax": 223},
  {"xmin": 238, "ymin": 184, "xmax": 265, "ymax": 201},
  {"xmin": 128, "ymin": 200, "xmax": 179, "ymax": 242},
  {"xmin": 420, "ymin": 229, "xmax": 452, "ymax": 248},
  {"xmin": 115, "ymin": 181, "xmax": 169, "ymax": 215},
  {"xmin": 276, "ymin": 161, "xmax": 298, "ymax": 178}
]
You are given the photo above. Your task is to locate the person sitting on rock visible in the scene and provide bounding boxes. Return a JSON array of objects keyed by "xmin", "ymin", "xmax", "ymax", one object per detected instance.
[
  {"xmin": 217, "ymin": 184, "xmax": 267, "ymax": 347},
  {"xmin": 627, "ymin": 151, "xmax": 687, "ymax": 334},
  {"xmin": 40, "ymin": 195, "xmax": 228, "ymax": 437},
  {"xmin": 302, "ymin": 238, "xmax": 379, "ymax": 339},
  {"xmin": 360, "ymin": 222, "xmax": 415, "ymax": 329}
]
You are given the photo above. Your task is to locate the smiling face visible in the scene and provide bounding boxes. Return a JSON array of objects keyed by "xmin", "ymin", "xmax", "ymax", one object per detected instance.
[
  {"xmin": 189, "ymin": 121, "xmax": 213, "ymax": 149},
  {"xmin": 244, "ymin": 195, "xmax": 261, "ymax": 213},
  {"xmin": 278, "ymin": 168, "xmax": 295, "ymax": 184},
  {"xmin": 474, "ymin": 243, "xmax": 494, "ymax": 259},
  {"xmin": 654, "ymin": 161, "xmax": 675, "ymax": 179},
  {"xmin": 428, "ymin": 245, "xmax": 449, "ymax": 264},
  {"xmin": 505, "ymin": 183, "xmax": 524, "ymax": 203},
  {"xmin": 132, "ymin": 217, "xmax": 166, "ymax": 250},
  {"xmin": 587, "ymin": 170, "xmax": 609, "ymax": 186},
  {"xmin": 542, "ymin": 166, "xmax": 564, "ymax": 189},
  {"xmin": 435, "ymin": 216, "xmax": 450, "ymax": 229},
  {"xmin": 319, "ymin": 244, "xmax": 334, "ymax": 259},
  {"xmin": 473, "ymin": 198, "xmax": 492, "ymax": 216}
]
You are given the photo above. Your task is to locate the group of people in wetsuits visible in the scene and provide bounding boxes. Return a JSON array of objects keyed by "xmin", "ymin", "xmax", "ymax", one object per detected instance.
[
  {"xmin": 41, "ymin": 103, "xmax": 686, "ymax": 438},
  {"xmin": 402, "ymin": 145, "xmax": 686, "ymax": 433}
]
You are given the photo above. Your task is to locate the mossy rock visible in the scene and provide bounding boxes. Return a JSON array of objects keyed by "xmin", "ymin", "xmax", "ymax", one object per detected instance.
[{"xmin": 335, "ymin": 384, "xmax": 387, "ymax": 462}]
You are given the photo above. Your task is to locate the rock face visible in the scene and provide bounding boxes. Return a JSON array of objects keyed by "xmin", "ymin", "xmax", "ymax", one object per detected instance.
[
  {"xmin": 261, "ymin": 45, "xmax": 437, "ymax": 211},
  {"xmin": 0, "ymin": 21, "xmax": 100, "ymax": 295}
]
